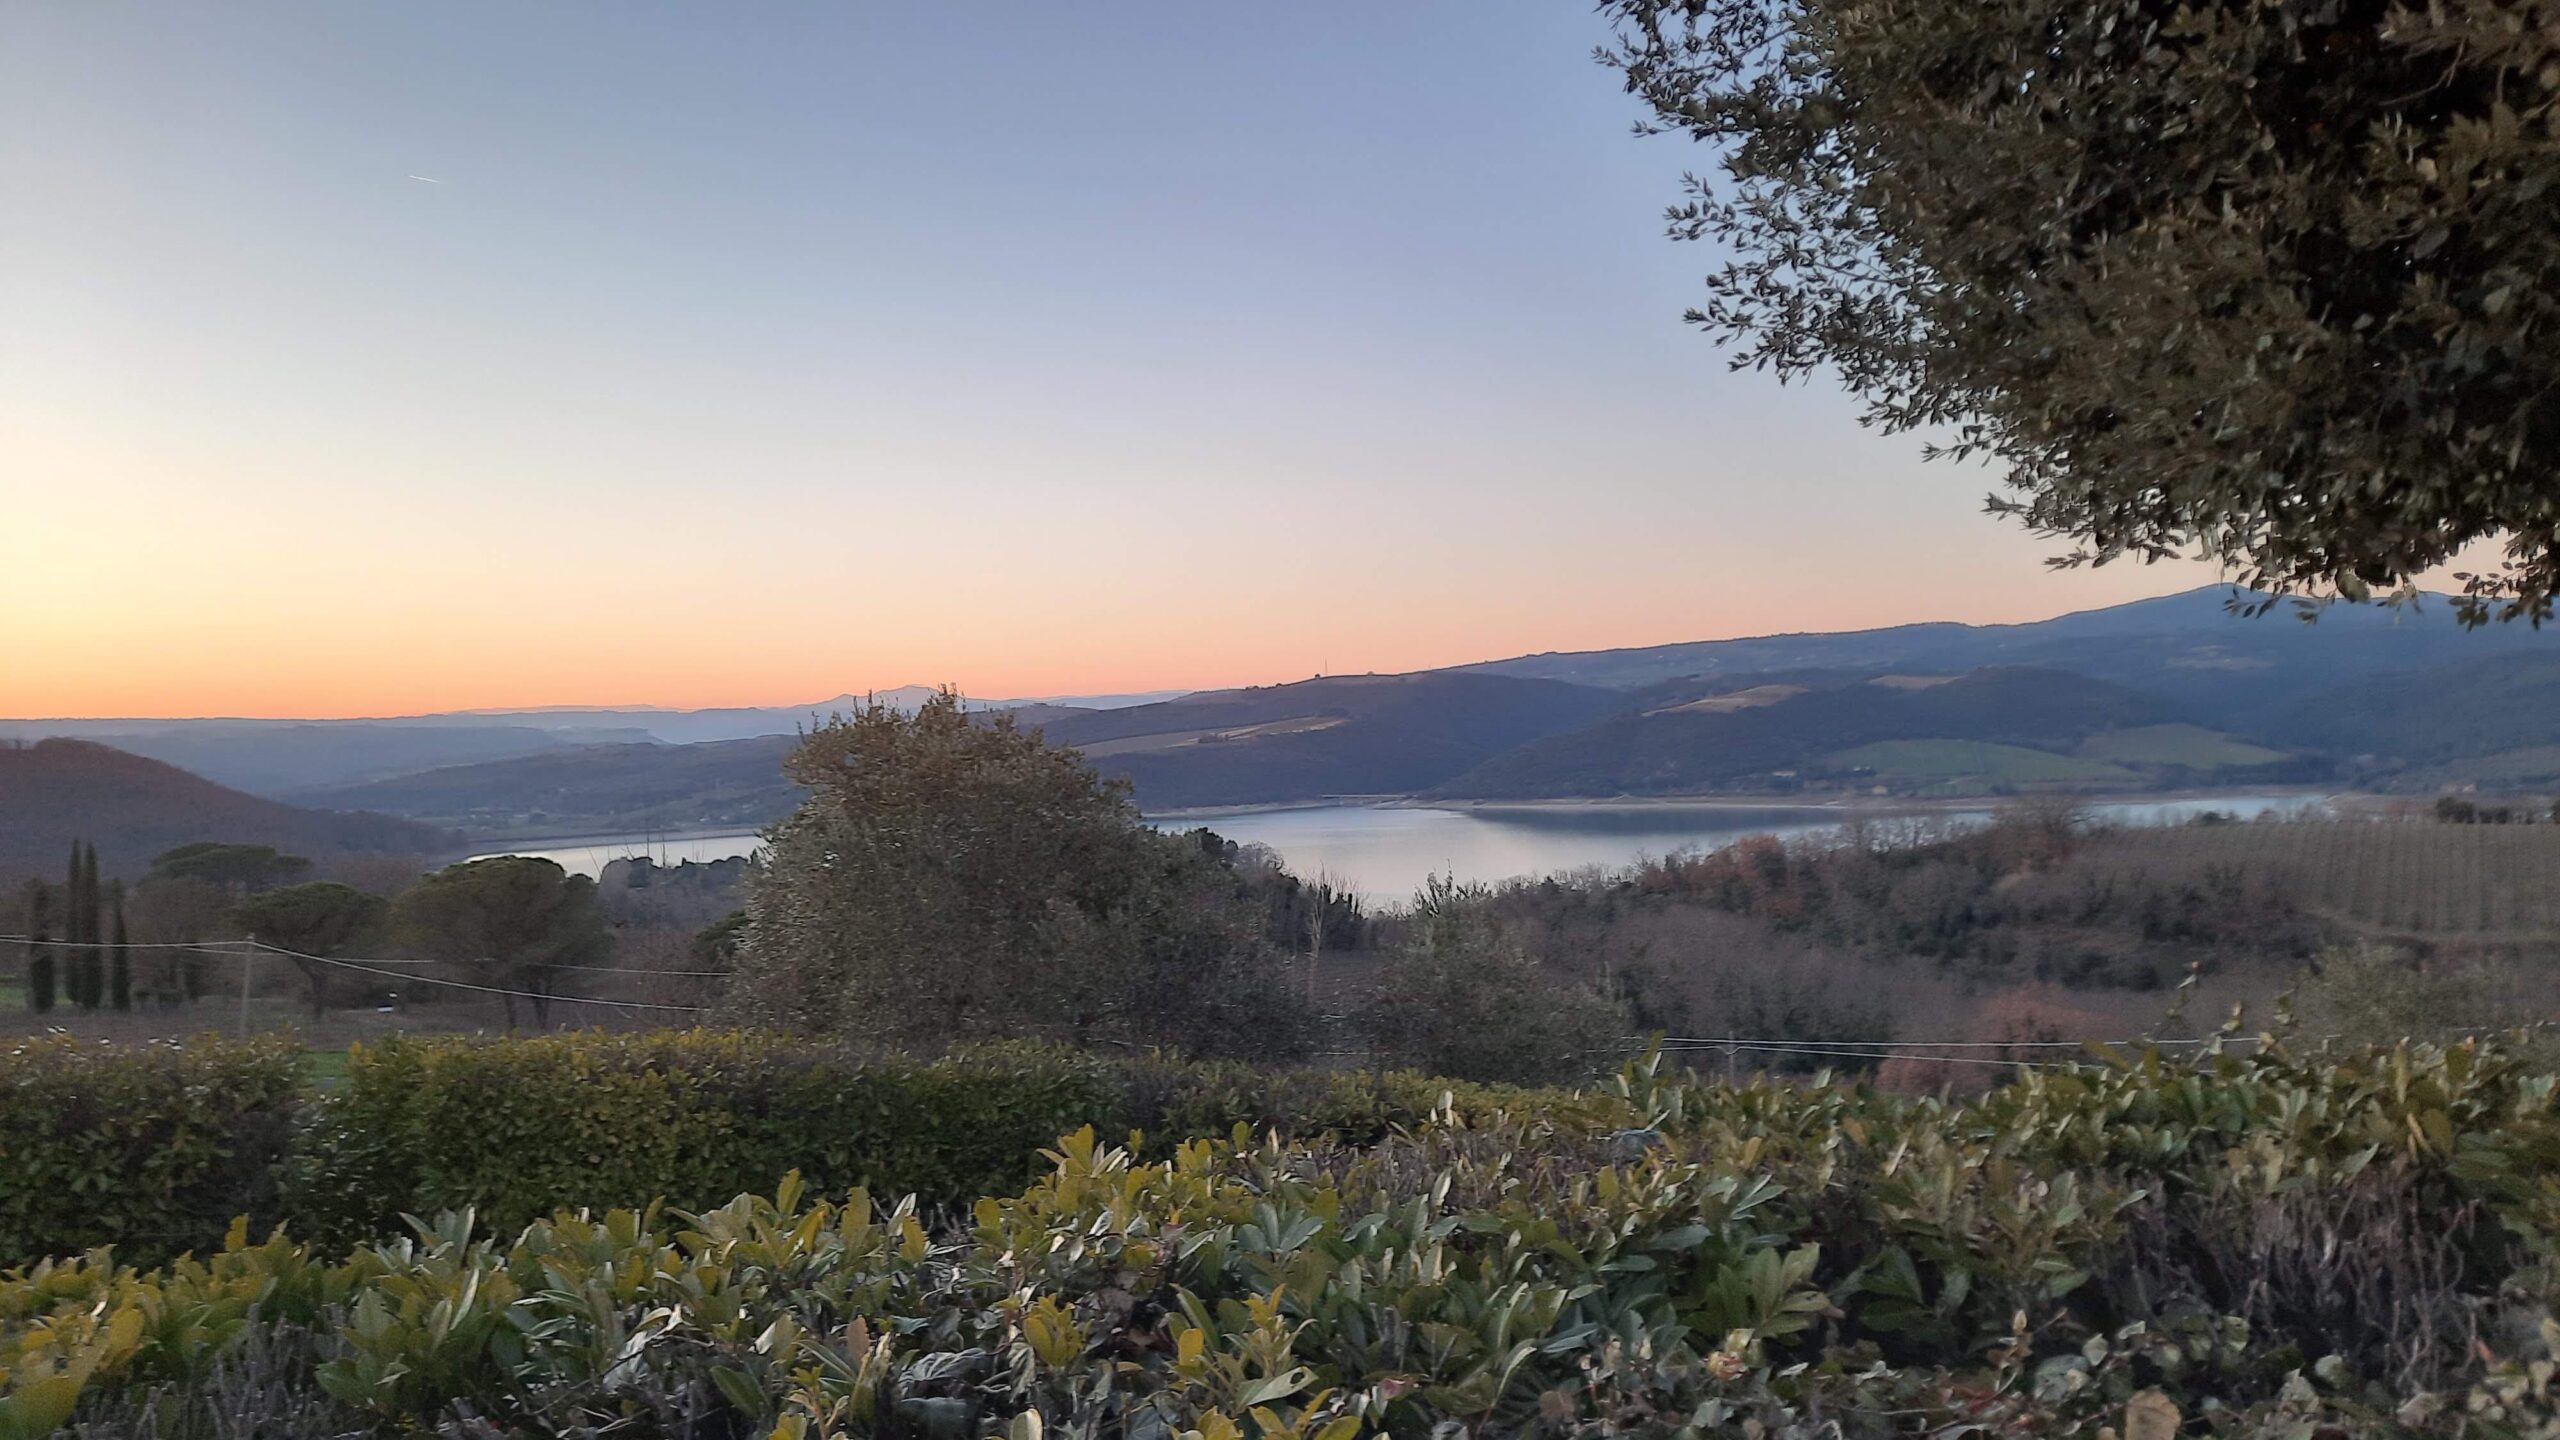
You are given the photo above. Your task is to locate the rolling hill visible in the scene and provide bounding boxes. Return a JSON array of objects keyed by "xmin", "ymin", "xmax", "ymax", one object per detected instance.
[
  {"xmin": 1430, "ymin": 668, "xmax": 2189, "ymax": 799},
  {"xmin": 2253, "ymin": 653, "xmax": 2560, "ymax": 784},
  {"xmin": 287, "ymin": 736, "xmax": 802, "ymax": 837},
  {"xmin": 0, "ymin": 720, "xmax": 644, "ymax": 795},
  {"xmin": 1461, "ymin": 585, "xmax": 2556, "ymax": 730},
  {"xmin": 1033, "ymin": 672, "xmax": 1624, "ymax": 810},
  {"xmin": 0, "ymin": 689, "xmax": 1153, "ymax": 797},
  {"xmin": 0, "ymin": 740, "xmax": 453, "ymax": 881},
  {"xmin": 287, "ymin": 673, "xmax": 1623, "ymax": 827},
  {"xmin": 32, "ymin": 587, "xmax": 2559, "ymax": 834}
]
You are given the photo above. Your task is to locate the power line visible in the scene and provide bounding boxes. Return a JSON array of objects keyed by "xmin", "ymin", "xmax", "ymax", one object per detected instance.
[
  {"xmin": 1641, "ymin": 1034, "xmax": 2220, "ymax": 1050},
  {"xmin": 1, "ymin": 935, "xmax": 713, "ymax": 1014},
  {"xmin": 2, "ymin": 936, "xmax": 218, "ymax": 950},
  {"xmin": 1646, "ymin": 1038, "xmax": 2055, "ymax": 1069},
  {"xmin": 1, "ymin": 935, "xmax": 728, "ymax": 978},
  {"xmin": 8, "ymin": 937, "xmax": 2549, "ymax": 1048},
  {"xmin": 243, "ymin": 940, "xmax": 710, "ymax": 1014}
]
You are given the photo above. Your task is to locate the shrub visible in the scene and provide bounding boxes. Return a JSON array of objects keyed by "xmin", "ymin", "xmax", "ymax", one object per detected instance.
[
  {"xmin": 7, "ymin": 1039, "xmax": 2557, "ymax": 1440},
  {"xmin": 0, "ymin": 1036, "xmax": 302, "ymax": 1268},
  {"xmin": 736, "ymin": 695, "xmax": 1315, "ymax": 1060},
  {"xmin": 285, "ymin": 1033, "xmax": 1134, "ymax": 1243},
  {"xmin": 1366, "ymin": 877, "xmax": 1631, "ymax": 1084},
  {"xmin": 281, "ymin": 1032, "xmax": 1608, "ymax": 1247}
]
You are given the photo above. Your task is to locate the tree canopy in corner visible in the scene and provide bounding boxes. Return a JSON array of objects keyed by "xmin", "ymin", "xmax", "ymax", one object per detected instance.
[{"xmin": 1605, "ymin": 0, "xmax": 2560, "ymax": 619}]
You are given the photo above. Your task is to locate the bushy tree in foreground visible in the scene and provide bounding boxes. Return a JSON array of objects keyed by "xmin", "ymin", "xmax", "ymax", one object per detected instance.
[
  {"xmin": 232, "ymin": 881, "xmax": 388, "ymax": 1017},
  {"xmin": 390, "ymin": 857, "xmax": 608, "ymax": 1030},
  {"xmin": 1605, "ymin": 0, "xmax": 2560, "ymax": 619},
  {"xmin": 734, "ymin": 692, "xmax": 1312, "ymax": 1060},
  {"xmin": 1366, "ymin": 876, "xmax": 1630, "ymax": 1085}
]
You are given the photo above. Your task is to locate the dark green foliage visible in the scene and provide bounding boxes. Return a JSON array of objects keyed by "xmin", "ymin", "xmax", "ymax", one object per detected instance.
[
  {"xmin": 67, "ymin": 841, "xmax": 102, "ymax": 1011},
  {"xmin": 0, "ymin": 1031, "xmax": 1558, "ymax": 1261},
  {"xmin": 1366, "ymin": 877, "xmax": 1632, "ymax": 1084},
  {"xmin": 388, "ymin": 856, "xmax": 609, "ymax": 1030},
  {"xmin": 107, "ymin": 881, "xmax": 130, "ymax": 1013},
  {"xmin": 21, "ymin": 880, "xmax": 55, "ymax": 1015},
  {"xmin": 739, "ymin": 693, "xmax": 1314, "ymax": 1060},
  {"xmin": 147, "ymin": 841, "xmax": 311, "ymax": 893},
  {"xmin": 8, "ymin": 1041, "xmax": 2557, "ymax": 1438},
  {"xmin": 0, "ymin": 1035, "xmax": 303, "ymax": 1268},
  {"xmin": 230, "ymin": 881, "xmax": 388, "ymax": 1016},
  {"xmin": 1604, "ymin": 0, "xmax": 2560, "ymax": 619},
  {"xmin": 284, "ymin": 1034, "xmax": 1125, "ymax": 1244}
]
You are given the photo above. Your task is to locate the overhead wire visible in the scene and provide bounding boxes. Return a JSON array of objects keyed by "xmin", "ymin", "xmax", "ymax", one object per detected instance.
[
  {"xmin": 1, "ymin": 934, "xmax": 714, "ymax": 1014},
  {"xmin": 0, "ymin": 935, "xmax": 728, "ymax": 977},
  {"xmin": 5, "ymin": 938, "xmax": 2552, "ymax": 1048}
]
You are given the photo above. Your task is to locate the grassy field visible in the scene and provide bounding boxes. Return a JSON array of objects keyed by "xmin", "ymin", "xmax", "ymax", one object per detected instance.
[
  {"xmin": 2076, "ymin": 722, "xmax": 2289, "ymax": 768},
  {"xmin": 1825, "ymin": 737, "xmax": 2140, "ymax": 790}
]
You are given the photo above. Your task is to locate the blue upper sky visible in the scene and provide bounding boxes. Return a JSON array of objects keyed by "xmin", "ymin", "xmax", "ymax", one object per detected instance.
[{"xmin": 0, "ymin": 2, "xmax": 2229, "ymax": 716}]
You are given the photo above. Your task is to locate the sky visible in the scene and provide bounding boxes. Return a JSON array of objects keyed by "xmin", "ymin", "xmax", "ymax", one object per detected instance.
[{"xmin": 1, "ymin": 2, "xmax": 2242, "ymax": 720}]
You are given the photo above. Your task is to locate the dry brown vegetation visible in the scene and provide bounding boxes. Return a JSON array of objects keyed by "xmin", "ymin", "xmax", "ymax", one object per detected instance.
[
  {"xmin": 14, "ymin": 810, "xmax": 2558, "ymax": 1090},
  {"xmin": 1456, "ymin": 811, "xmax": 2560, "ymax": 1083}
]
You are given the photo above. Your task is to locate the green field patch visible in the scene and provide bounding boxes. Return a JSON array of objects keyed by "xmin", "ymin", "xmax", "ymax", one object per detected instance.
[
  {"xmin": 1826, "ymin": 738, "xmax": 2141, "ymax": 788},
  {"xmin": 2076, "ymin": 723, "xmax": 2288, "ymax": 768}
]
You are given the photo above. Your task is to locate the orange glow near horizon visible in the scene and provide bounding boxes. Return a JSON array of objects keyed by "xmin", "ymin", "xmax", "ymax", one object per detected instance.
[{"xmin": 6, "ymin": 3, "xmax": 2467, "ymax": 725}]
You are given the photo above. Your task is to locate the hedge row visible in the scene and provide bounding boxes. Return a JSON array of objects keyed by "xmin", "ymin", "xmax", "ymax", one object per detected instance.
[
  {"xmin": 0, "ymin": 1037, "xmax": 302, "ymax": 1266},
  {"xmin": 0, "ymin": 1032, "xmax": 1609, "ymax": 1266},
  {"xmin": 8, "ymin": 1040, "xmax": 2557, "ymax": 1438}
]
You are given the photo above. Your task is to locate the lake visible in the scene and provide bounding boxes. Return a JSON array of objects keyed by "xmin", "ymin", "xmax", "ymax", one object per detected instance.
[{"xmin": 490, "ymin": 793, "xmax": 2331, "ymax": 903}]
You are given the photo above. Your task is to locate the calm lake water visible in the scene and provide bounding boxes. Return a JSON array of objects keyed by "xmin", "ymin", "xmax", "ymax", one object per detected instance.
[{"xmin": 493, "ymin": 793, "xmax": 2330, "ymax": 903}]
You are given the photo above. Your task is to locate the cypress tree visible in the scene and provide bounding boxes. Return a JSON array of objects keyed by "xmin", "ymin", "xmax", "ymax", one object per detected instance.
[
  {"xmin": 62, "ymin": 843, "xmax": 87, "ymax": 1009},
  {"xmin": 25, "ymin": 882, "xmax": 55, "ymax": 1015},
  {"xmin": 72, "ymin": 842, "xmax": 102, "ymax": 1010},
  {"xmin": 109, "ymin": 879, "xmax": 132, "ymax": 1012}
]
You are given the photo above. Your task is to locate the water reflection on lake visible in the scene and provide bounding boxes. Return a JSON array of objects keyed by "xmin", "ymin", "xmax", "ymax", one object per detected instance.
[{"xmin": 491, "ymin": 793, "xmax": 2329, "ymax": 903}]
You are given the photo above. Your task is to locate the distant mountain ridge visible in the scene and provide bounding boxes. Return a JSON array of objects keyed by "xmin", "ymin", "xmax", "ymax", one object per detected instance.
[
  {"xmin": 286, "ymin": 737, "xmax": 802, "ymax": 837},
  {"xmin": 1463, "ymin": 586, "xmax": 2555, "ymax": 729},
  {"xmin": 1433, "ymin": 667, "xmax": 2178, "ymax": 799},
  {"xmin": 20, "ymin": 585, "xmax": 2560, "ymax": 833},
  {"xmin": 1040, "ymin": 672, "xmax": 1623, "ymax": 810},
  {"xmin": 0, "ymin": 739, "xmax": 452, "ymax": 881},
  {"xmin": 0, "ymin": 687, "xmax": 1174, "ymax": 796}
]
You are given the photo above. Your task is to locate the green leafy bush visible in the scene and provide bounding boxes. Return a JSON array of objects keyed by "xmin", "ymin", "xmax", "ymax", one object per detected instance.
[
  {"xmin": 284, "ymin": 1032, "xmax": 1127, "ymax": 1243},
  {"xmin": 0, "ymin": 1036, "xmax": 302, "ymax": 1269},
  {"xmin": 7, "ymin": 1039, "xmax": 2557, "ymax": 1439},
  {"xmin": 283, "ymin": 1032, "xmax": 1599, "ymax": 1248}
]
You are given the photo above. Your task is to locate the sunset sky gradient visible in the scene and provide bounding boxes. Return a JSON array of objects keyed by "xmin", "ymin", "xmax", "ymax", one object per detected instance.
[{"xmin": 2, "ymin": 2, "xmax": 2240, "ymax": 720}]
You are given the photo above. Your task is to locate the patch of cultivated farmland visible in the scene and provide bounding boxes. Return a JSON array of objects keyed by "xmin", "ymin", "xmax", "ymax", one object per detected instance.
[{"xmin": 2101, "ymin": 819, "xmax": 2560, "ymax": 938}]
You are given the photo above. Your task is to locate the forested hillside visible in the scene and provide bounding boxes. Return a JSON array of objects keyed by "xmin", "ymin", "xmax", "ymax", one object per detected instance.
[
  {"xmin": 1432, "ymin": 667, "xmax": 2189, "ymax": 798},
  {"xmin": 1463, "ymin": 586, "xmax": 2556, "ymax": 726},
  {"xmin": 2261, "ymin": 653, "xmax": 2560, "ymax": 772},
  {"xmin": 1034, "ymin": 671, "xmax": 1623, "ymax": 808},
  {"xmin": 288, "ymin": 735, "xmax": 801, "ymax": 835},
  {"xmin": 0, "ymin": 739, "xmax": 450, "ymax": 880}
]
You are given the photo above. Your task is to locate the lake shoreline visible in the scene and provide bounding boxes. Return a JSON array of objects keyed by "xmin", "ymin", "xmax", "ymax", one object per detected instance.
[
  {"xmin": 1149, "ymin": 786, "xmax": 2343, "ymax": 822},
  {"xmin": 483, "ymin": 790, "xmax": 2345, "ymax": 893}
]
